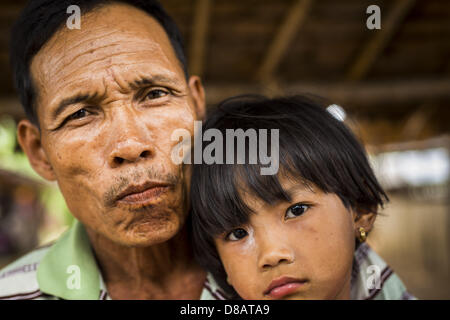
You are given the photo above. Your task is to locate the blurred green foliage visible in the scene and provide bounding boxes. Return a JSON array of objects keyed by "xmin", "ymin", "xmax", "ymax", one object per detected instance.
[{"xmin": 0, "ymin": 116, "xmax": 73, "ymax": 227}]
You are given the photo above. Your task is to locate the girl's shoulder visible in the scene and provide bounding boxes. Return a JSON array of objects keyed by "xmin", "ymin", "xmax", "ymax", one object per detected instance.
[{"xmin": 350, "ymin": 243, "xmax": 417, "ymax": 300}]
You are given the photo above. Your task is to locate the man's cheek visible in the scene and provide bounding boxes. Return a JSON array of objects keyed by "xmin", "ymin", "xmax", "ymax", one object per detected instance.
[{"xmin": 50, "ymin": 141, "xmax": 103, "ymax": 177}]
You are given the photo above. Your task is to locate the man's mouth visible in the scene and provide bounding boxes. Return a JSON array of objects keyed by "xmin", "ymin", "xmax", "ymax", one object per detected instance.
[
  {"xmin": 115, "ymin": 181, "xmax": 172, "ymax": 208},
  {"xmin": 263, "ymin": 276, "xmax": 308, "ymax": 299}
]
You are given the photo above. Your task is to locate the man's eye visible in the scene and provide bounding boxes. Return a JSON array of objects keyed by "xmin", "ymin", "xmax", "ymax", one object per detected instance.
[
  {"xmin": 68, "ymin": 108, "xmax": 88, "ymax": 121},
  {"xmin": 144, "ymin": 89, "xmax": 169, "ymax": 100},
  {"xmin": 226, "ymin": 228, "xmax": 248, "ymax": 241},
  {"xmin": 285, "ymin": 203, "xmax": 310, "ymax": 220}
]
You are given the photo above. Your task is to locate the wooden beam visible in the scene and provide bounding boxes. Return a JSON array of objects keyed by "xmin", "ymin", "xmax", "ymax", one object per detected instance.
[
  {"xmin": 3, "ymin": 77, "xmax": 450, "ymax": 119},
  {"xmin": 3, "ymin": 79, "xmax": 449, "ymax": 118},
  {"xmin": 188, "ymin": 0, "xmax": 212, "ymax": 76},
  {"xmin": 203, "ymin": 78, "xmax": 450, "ymax": 106},
  {"xmin": 346, "ymin": 0, "xmax": 417, "ymax": 81},
  {"xmin": 368, "ymin": 135, "xmax": 450, "ymax": 154},
  {"xmin": 257, "ymin": 0, "xmax": 314, "ymax": 82},
  {"xmin": 400, "ymin": 104, "xmax": 436, "ymax": 140}
]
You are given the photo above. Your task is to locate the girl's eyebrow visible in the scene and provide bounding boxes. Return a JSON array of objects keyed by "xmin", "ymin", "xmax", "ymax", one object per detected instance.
[
  {"xmin": 285, "ymin": 183, "xmax": 315, "ymax": 198},
  {"xmin": 265, "ymin": 184, "xmax": 310, "ymax": 206}
]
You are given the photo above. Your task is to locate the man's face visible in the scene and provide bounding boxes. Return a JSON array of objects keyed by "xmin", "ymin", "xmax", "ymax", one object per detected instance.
[
  {"xmin": 25, "ymin": 4, "xmax": 205, "ymax": 246},
  {"xmin": 214, "ymin": 177, "xmax": 356, "ymax": 300}
]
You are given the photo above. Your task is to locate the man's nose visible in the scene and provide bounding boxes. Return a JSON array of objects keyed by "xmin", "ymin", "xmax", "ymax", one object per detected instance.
[
  {"xmin": 109, "ymin": 139, "xmax": 154, "ymax": 167},
  {"xmin": 257, "ymin": 233, "xmax": 295, "ymax": 270},
  {"xmin": 107, "ymin": 112, "xmax": 155, "ymax": 167}
]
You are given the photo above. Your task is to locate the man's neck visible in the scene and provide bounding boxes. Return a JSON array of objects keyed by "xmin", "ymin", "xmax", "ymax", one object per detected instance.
[{"xmin": 85, "ymin": 224, "xmax": 206, "ymax": 299}]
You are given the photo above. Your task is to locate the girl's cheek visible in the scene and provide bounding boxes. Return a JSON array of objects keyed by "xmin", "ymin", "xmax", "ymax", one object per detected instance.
[
  {"xmin": 237, "ymin": 232, "xmax": 256, "ymax": 254},
  {"xmin": 227, "ymin": 269, "xmax": 259, "ymax": 300},
  {"xmin": 221, "ymin": 236, "xmax": 261, "ymax": 298}
]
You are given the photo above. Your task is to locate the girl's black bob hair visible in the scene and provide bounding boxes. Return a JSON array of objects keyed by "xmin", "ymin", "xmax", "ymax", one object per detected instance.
[{"xmin": 190, "ymin": 94, "xmax": 388, "ymax": 298}]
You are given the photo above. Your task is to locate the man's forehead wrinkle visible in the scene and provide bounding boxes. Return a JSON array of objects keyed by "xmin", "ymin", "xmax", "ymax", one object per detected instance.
[
  {"xmin": 53, "ymin": 64, "xmax": 183, "ymax": 106},
  {"xmin": 42, "ymin": 18, "xmax": 166, "ymax": 79},
  {"xmin": 38, "ymin": 1, "xmax": 175, "ymax": 67},
  {"xmin": 35, "ymin": 19, "xmax": 117, "ymax": 78},
  {"xmin": 55, "ymin": 45, "xmax": 163, "ymax": 81},
  {"xmin": 105, "ymin": 66, "xmax": 129, "ymax": 94},
  {"xmin": 49, "ymin": 30, "xmax": 120, "ymax": 68},
  {"xmin": 55, "ymin": 50, "xmax": 161, "ymax": 90},
  {"xmin": 49, "ymin": 69, "xmax": 182, "ymax": 112},
  {"xmin": 51, "ymin": 41, "xmax": 120, "ymax": 74}
]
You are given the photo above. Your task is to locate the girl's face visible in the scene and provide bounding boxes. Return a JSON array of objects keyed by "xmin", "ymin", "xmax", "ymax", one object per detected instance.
[{"xmin": 214, "ymin": 177, "xmax": 362, "ymax": 300}]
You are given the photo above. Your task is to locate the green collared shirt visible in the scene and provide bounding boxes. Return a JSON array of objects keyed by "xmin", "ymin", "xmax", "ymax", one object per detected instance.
[
  {"xmin": 0, "ymin": 220, "xmax": 414, "ymax": 300},
  {"xmin": 0, "ymin": 220, "xmax": 224, "ymax": 300}
]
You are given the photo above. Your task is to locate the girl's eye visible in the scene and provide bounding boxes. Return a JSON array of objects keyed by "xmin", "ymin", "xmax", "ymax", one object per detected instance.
[
  {"xmin": 226, "ymin": 228, "xmax": 248, "ymax": 241},
  {"xmin": 285, "ymin": 203, "xmax": 310, "ymax": 220},
  {"xmin": 145, "ymin": 89, "xmax": 169, "ymax": 100}
]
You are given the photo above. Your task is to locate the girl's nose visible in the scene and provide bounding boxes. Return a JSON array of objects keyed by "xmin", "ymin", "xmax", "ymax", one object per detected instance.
[{"xmin": 257, "ymin": 238, "xmax": 295, "ymax": 270}]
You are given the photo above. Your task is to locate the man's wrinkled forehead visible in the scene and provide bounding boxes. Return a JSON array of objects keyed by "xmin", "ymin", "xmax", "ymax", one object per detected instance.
[{"xmin": 30, "ymin": 3, "xmax": 184, "ymax": 111}]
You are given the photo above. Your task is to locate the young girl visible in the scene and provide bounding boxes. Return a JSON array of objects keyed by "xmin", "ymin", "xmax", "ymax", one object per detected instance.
[{"xmin": 190, "ymin": 95, "xmax": 415, "ymax": 300}]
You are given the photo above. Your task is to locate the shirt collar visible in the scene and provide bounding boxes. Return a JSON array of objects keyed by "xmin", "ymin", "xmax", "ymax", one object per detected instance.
[{"xmin": 37, "ymin": 219, "xmax": 101, "ymax": 300}]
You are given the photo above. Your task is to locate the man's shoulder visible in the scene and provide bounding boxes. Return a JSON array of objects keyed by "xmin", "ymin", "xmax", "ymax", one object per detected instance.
[{"xmin": 0, "ymin": 243, "xmax": 55, "ymax": 299}]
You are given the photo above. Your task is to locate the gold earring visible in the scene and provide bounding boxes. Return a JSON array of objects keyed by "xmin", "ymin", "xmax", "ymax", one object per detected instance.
[{"xmin": 358, "ymin": 227, "xmax": 367, "ymax": 242}]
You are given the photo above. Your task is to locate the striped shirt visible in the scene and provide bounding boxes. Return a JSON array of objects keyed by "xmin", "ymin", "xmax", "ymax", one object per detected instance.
[{"xmin": 0, "ymin": 220, "xmax": 415, "ymax": 300}]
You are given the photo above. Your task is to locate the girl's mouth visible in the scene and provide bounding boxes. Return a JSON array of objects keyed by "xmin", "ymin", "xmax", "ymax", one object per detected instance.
[{"xmin": 263, "ymin": 276, "xmax": 308, "ymax": 299}]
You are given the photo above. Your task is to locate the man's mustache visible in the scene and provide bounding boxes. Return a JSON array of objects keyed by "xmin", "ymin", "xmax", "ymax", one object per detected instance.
[{"xmin": 103, "ymin": 167, "xmax": 179, "ymax": 207}]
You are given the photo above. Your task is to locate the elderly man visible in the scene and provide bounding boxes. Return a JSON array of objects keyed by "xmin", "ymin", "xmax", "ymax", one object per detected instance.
[{"xmin": 0, "ymin": 0, "xmax": 225, "ymax": 300}]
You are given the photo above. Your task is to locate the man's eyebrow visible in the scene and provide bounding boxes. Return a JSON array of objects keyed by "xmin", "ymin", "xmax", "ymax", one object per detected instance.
[
  {"xmin": 130, "ymin": 75, "xmax": 183, "ymax": 89},
  {"xmin": 52, "ymin": 92, "xmax": 98, "ymax": 120},
  {"xmin": 51, "ymin": 76, "xmax": 182, "ymax": 120}
]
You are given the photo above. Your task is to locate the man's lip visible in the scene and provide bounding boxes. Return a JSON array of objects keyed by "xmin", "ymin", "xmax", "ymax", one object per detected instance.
[
  {"xmin": 115, "ymin": 181, "xmax": 172, "ymax": 203},
  {"xmin": 263, "ymin": 276, "xmax": 308, "ymax": 299}
]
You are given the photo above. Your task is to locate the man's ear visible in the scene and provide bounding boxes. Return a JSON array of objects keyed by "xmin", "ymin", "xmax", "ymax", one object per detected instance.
[
  {"xmin": 17, "ymin": 119, "xmax": 56, "ymax": 181},
  {"xmin": 188, "ymin": 75, "xmax": 206, "ymax": 121}
]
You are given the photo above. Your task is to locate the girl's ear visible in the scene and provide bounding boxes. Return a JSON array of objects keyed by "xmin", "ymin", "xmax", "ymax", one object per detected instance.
[{"xmin": 352, "ymin": 206, "xmax": 377, "ymax": 234}]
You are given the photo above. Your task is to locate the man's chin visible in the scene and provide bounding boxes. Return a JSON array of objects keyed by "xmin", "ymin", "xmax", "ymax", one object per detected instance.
[
  {"xmin": 112, "ymin": 215, "xmax": 184, "ymax": 247},
  {"xmin": 124, "ymin": 226, "xmax": 181, "ymax": 247}
]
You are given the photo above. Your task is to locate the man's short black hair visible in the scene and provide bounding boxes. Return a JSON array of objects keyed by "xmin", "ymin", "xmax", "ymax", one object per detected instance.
[
  {"xmin": 190, "ymin": 94, "xmax": 389, "ymax": 298},
  {"xmin": 10, "ymin": 0, "xmax": 188, "ymax": 126}
]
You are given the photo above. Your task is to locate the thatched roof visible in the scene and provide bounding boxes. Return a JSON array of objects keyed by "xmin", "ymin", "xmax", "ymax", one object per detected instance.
[{"xmin": 0, "ymin": 0, "xmax": 449, "ymax": 145}]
